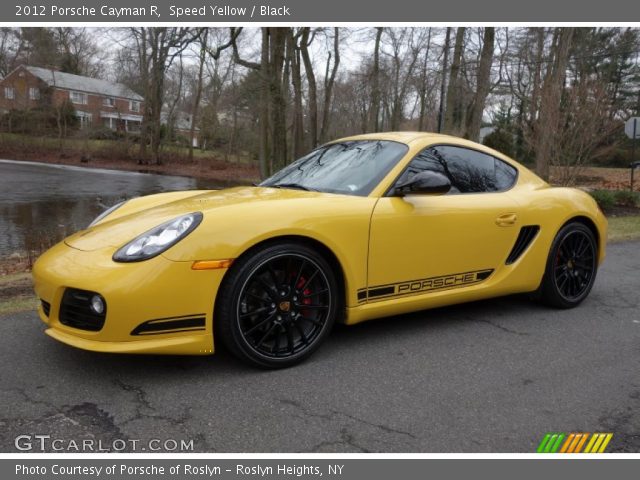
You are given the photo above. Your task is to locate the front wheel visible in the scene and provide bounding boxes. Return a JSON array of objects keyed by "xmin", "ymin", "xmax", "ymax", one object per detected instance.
[
  {"xmin": 215, "ymin": 242, "xmax": 338, "ymax": 368},
  {"xmin": 538, "ymin": 222, "xmax": 598, "ymax": 309}
]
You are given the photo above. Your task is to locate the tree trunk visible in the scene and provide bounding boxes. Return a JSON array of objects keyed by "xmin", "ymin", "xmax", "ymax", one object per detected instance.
[
  {"xmin": 320, "ymin": 28, "xmax": 340, "ymax": 143},
  {"xmin": 259, "ymin": 28, "xmax": 270, "ymax": 178},
  {"xmin": 300, "ymin": 28, "xmax": 318, "ymax": 148},
  {"xmin": 189, "ymin": 29, "xmax": 207, "ymax": 162},
  {"xmin": 535, "ymin": 27, "xmax": 574, "ymax": 180},
  {"xmin": 465, "ymin": 27, "xmax": 495, "ymax": 141},
  {"xmin": 369, "ymin": 27, "xmax": 383, "ymax": 132},
  {"xmin": 269, "ymin": 28, "xmax": 288, "ymax": 173},
  {"xmin": 418, "ymin": 28, "xmax": 432, "ymax": 131},
  {"xmin": 530, "ymin": 27, "xmax": 545, "ymax": 124},
  {"xmin": 437, "ymin": 27, "xmax": 452, "ymax": 133},
  {"xmin": 444, "ymin": 27, "xmax": 466, "ymax": 134},
  {"xmin": 290, "ymin": 31, "xmax": 305, "ymax": 159}
]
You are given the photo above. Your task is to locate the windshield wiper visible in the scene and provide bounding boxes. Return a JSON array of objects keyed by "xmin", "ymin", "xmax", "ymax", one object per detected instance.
[{"xmin": 271, "ymin": 183, "xmax": 319, "ymax": 192}]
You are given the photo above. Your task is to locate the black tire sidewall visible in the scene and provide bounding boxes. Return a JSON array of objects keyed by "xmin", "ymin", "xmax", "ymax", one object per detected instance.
[
  {"xmin": 216, "ymin": 242, "xmax": 339, "ymax": 368},
  {"xmin": 541, "ymin": 222, "xmax": 598, "ymax": 309}
]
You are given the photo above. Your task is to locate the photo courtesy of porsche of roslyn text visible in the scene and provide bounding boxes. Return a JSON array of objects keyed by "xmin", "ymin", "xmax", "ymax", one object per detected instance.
[{"xmin": 0, "ymin": 22, "xmax": 639, "ymax": 464}]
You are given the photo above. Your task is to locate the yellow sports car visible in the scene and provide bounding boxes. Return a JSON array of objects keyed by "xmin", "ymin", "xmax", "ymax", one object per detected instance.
[{"xmin": 33, "ymin": 132, "xmax": 607, "ymax": 368}]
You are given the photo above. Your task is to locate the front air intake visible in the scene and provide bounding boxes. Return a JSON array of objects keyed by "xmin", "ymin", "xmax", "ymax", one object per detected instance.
[
  {"xmin": 58, "ymin": 288, "xmax": 106, "ymax": 331},
  {"xmin": 506, "ymin": 226, "xmax": 540, "ymax": 265},
  {"xmin": 41, "ymin": 300, "xmax": 51, "ymax": 317}
]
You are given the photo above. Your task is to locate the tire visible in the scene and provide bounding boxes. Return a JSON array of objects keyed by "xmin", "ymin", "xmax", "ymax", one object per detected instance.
[
  {"xmin": 538, "ymin": 222, "xmax": 598, "ymax": 309},
  {"xmin": 215, "ymin": 242, "xmax": 339, "ymax": 368}
]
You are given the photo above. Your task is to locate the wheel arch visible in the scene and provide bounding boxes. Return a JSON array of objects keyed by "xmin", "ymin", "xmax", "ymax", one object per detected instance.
[
  {"xmin": 562, "ymin": 215, "xmax": 602, "ymax": 258},
  {"xmin": 217, "ymin": 234, "xmax": 348, "ymax": 323}
]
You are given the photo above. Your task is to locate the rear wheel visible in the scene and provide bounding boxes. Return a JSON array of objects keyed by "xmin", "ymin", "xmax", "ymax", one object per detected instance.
[
  {"xmin": 538, "ymin": 222, "xmax": 598, "ymax": 309},
  {"xmin": 215, "ymin": 242, "xmax": 338, "ymax": 368}
]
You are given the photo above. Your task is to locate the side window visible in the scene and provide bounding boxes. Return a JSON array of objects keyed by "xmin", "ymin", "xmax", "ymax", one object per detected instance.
[
  {"xmin": 395, "ymin": 145, "xmax": 517, "ymax": 194},
  {"xmin": 494, "ymin": 157, "xmax": 518, "ymax": 190}
]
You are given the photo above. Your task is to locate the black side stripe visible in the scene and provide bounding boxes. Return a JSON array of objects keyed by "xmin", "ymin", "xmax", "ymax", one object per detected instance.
[
  {"xmin": 131, "ymin": 314, "xmax": 206, "ymax": 336},
  {"xmin": 357, "ymin": 268, "xmax": 494, "ymax": 303}
]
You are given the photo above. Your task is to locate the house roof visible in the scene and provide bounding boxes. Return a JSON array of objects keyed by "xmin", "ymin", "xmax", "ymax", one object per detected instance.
[{"xmin": 23, "ymin": 66, "xmax": 143, "ymax": 101}]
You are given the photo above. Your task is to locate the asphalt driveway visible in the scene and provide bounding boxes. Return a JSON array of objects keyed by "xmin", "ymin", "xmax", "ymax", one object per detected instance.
[{"xmin": 0, "ymin": 241, "xmax": 639, "ymax": 453}]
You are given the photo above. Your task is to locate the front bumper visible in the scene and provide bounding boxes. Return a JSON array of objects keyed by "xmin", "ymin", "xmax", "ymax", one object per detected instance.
[{"xmin": 33, "ymin": 241, "xmax": 226, "ymax": 355}]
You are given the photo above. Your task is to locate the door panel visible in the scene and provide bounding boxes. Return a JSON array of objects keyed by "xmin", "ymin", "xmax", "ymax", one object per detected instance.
[{"xmin": 366, "ymin": 192, "xmax": 520, "ymax": 301}]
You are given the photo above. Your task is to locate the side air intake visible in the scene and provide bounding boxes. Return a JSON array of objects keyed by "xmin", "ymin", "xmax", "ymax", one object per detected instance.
[{"xmin": 505, "ymin": 225, "xmax": 540, "ymax": 265}]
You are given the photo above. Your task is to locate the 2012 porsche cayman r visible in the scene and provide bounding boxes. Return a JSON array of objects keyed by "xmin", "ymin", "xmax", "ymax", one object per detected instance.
[{"xmin": 33, "ymin": 132, "xmax": 607, "ymax": 368}]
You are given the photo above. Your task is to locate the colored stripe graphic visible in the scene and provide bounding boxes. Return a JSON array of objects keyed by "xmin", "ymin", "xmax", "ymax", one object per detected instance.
[
  {"xmin": 584, "ymin": 433, "xmax": 614, "ymax": 453},
  {"xmin": 538, "ymin": 433, "xmax": 612, "ymax": 453},
  {"xmin": 574, "ymin": 433, "xmax": 590, "ymax": 453},
  {"xmin": 537, "ymin": 433, "xmax": 565, "ymax": 453},
  {"xmin": 537, "ymin": 434, "xmax": 552, "ymax": 453},
  {"xmin": 560, "ymin": 433, "xmax": 581, "ymax": 453},
  {"xmin": 597, "ymin": 434, "xmax": 613, "ymax": 453}
]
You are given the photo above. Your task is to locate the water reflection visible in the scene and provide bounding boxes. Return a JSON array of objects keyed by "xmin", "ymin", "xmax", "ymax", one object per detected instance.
[{"xmin": 0, "ymin": 160, "xmax": 224, "ymax": 258}]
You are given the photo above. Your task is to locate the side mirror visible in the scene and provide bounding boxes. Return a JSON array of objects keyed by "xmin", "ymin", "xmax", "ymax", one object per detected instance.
[{"xmin": 394, "ymin": 171, "xmax": 451, "ymax": 196}]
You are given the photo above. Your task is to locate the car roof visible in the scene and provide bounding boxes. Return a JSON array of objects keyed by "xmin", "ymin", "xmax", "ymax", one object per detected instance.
[{"xmin": 331, "ymin": 131, "xmax": 468, "ymax": 145}]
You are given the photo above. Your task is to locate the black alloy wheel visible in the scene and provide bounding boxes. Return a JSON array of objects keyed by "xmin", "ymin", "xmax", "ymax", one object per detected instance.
[
  {"xmin": 216, "ymin": 242, "xmax": 338, "ymax": 368},
  {"xmin": 539, "ymin": 222, "xmax": 598, "ymax": 309}
]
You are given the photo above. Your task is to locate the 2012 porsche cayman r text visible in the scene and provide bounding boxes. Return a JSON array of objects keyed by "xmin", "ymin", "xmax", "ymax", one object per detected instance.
[{"xmin": 32, "ymin": 132, "xmax": 607, "ymax": 368}]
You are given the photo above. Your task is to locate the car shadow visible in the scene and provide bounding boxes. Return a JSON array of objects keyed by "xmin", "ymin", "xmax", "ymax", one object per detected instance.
[{"xmin": 42, "ymin": 293, "xmax": 542, "ymax": 378}]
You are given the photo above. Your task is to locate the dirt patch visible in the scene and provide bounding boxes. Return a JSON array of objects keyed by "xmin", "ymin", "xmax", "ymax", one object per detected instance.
[
  {"xmin": 604, "ymin": 205, "xmax": 640, "ymax": 217},
  {"xmin": 0, "ymin": 273, "xmax": 33, "ymax": 301},
  {"xmin": 0, "ymin": 256, "xmax": 33, "ymax": 276},
  {"xmin": 551, "ymin": 166, "xmax": 635, "ymax": 190}
]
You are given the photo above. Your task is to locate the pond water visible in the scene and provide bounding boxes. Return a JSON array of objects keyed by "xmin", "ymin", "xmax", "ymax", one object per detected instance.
[{"xmin": 0, "ymin": 159, "xmax": 227, "ymax": 259}]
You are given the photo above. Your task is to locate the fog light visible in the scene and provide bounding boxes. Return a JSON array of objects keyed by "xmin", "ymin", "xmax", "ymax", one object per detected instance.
[{"xmin": 90, "ymin": 295, "xmax": 105, "ymax": 315}]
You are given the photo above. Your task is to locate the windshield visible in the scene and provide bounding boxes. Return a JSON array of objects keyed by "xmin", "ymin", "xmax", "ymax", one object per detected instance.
[{"xmin": 260, "ymin": 140, "xmax": 409, "ymax": 196}]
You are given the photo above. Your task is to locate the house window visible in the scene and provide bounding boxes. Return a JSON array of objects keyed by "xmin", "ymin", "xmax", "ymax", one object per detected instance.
[
  {"xmin": 126, "ymin": 121, "xmax": 141, "ymax": 133},
  {"xmin": 29, "ymin": 87, "xmax": 40, "ymax": 100},
  {"xmin": 4, "ymin": 87, "xmax": 15, "ymax": 100},
  {"xmin": 75, "ymin": 111, "xmax": 92, "ymax": 129},
  {"xmin": 70, "ymin": 91, "xmax": 88, "ymax": 105},
  {"xmin": 103, "ymin": 97, "xmax": 115, "ymax": 107},
  {"xmin": 129, "ymin": 100, "xmax": 141, "ymax": 113}
]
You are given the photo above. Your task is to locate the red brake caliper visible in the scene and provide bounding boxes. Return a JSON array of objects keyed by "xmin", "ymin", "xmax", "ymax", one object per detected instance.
[{"xmin": 295, "ymin": 276, "xmax": 312, "ymax": 315}]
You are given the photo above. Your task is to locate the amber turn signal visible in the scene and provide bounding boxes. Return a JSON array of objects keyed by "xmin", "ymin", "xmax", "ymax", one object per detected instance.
[{"xmin": 191, "ymin": 259, "xmax": 234, "ymax": 270}]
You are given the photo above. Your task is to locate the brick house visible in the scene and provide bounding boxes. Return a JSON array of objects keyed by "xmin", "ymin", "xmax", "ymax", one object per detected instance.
[{"xmin": 0, "ymin": 65, "xmax": 144, "ymax": 132}]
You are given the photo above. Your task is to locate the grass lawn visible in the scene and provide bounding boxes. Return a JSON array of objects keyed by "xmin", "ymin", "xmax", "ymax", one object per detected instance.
[
  {"xmin": 0, "ymin": 296, "xmax": 38, "ymax": 316},
  {"xmin": 0, "ymin": 272, "xmax": 37, "ymax": 315},
  {"xmin": 607, "ymin": 215, "xmax": 640, "ymax": 242}
]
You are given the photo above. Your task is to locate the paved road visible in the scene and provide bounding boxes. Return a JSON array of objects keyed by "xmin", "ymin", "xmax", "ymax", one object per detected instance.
[{"xmin": 1, "ymin": 241, "xmax": 639, "ymax": 453}]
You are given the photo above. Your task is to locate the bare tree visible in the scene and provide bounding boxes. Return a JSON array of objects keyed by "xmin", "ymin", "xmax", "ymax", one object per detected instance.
[
  {"xmin": 0, "ymin": 28, "xmax": 22, "ymax": 76},
  {"xmin": 416, "ymin": 28, "xmax": 434, "ymax": 131},
  {"xmin": 231, "ymin": 27, "xmax": 290, "ymax": 176},
  {"xmin": 290, "ymin": 29, "xmax": 305, "ymax": 159},
  {"xmin": 465, "ymin": 27, "xmax": 495, "ymax": 141},
  {"xmin": 300, "ymin": 27, "xmax": 319, "ymax": 147},
  {"xmin": 188, "ymin": 29, "xmax": 208, "ymax": 162},
  {"xmin": 444, "ymin": 27, "xmax": 466, "ymax": 134},
  {"xmin": 437, "ymin": 27, "xmax": 452, "ymax": 133},
  {"xmin": 129, "ymin": 27, "xmax": 201, "ymax": 165},
  {"xmin": 319, "ymin": 28, "xmax": 341, "ymax": 143},
  {"xmin": 533, "ymin": 27, "xmax": 574, "ymax": 180},
  {"xmin": 369, "ymin": 27, "xmax": 384, "ymax": 132},
  {"xmin": 551, "ymin": 79, "xmax": 620, "ymax": 185}
]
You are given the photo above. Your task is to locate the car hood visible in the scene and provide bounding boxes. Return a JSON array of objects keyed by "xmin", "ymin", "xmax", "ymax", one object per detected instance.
[{"xmin": 64, "ymin": 186, "xmax": 344, "ymax": 252}]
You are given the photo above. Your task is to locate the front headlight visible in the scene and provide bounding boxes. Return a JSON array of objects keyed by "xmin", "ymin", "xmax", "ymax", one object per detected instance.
[
  {"xmin": 113, "ymin": 212, "xmax": 203, "ymax": 262},
  {"xmin": 88, "ymin": 200, "xmax": 127, "ymax": 227}
]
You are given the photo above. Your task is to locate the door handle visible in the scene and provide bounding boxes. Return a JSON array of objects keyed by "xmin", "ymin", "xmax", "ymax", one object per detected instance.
[{"xmin": 496, "ymin": 213, "xmax": 517, "ymax": 227}]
